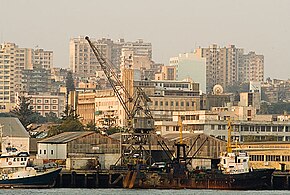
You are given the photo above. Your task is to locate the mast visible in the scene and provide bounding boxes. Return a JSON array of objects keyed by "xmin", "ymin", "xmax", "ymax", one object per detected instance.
[
  {"xmin": 178, "ymin": 116, "xmax": 183, "ymax": 144},
  {"xmin": 0, "ymin": 124, "xmax": 3, "ymax": 155},
  {"xmin": 227, "ymin": 118, "xmax": 232, "ymax": 153}
]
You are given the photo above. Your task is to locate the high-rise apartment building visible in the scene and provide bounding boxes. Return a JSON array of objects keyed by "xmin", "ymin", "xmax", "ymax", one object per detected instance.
[
  {"xmin": 0, "ymin": 42, "xmax": 54, "ymax": 112},
  {"xmin": 193, "ymin": 45, "xmax": 264, "ymax": 93},
  {"xmin": 0, "ymin": 43, "xmax": 17, "ymax": 111},
  {"xmin": 239, "ymin": 51, "xmax": 264, "ymax": 83},
  {"xmin": 69, "ymin": 36, "xmax": 152, "ymax": 79},
  {"xmin": 69, "ymin": 37, "xmax": 113, "ymax": 78},
  {"xmin": 122, "ymin": 39, "xmax": 152, "ymax": 59},
  {"xmin": 22, "ymin": 64, "xmax": 52, "ymax": 94},
  {"xmin": 195, "ymin": 44, "xmax": 244, "ymax": 93},
  {"xmin": 34, "ymin": 48, "xmax": 53, "ymax": 70}
]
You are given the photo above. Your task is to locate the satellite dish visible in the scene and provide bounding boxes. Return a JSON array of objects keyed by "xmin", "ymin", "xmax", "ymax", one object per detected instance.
[{"xmin": 213, "ymin": 84, "xmax": 224, "ymax": 95}]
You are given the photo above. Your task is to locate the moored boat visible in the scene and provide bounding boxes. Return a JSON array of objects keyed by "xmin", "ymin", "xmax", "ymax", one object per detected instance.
[
  {"xmin": 0, "ymin": 146, "xmax": 61, "ymax": 188},
  {"xmin": 123, "ymin": 119, "xmax": 275, "ymax": 190}
]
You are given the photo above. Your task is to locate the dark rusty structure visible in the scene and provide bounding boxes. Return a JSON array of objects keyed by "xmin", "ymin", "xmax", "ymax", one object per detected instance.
[{"xmin": 122, "ymin": 133, "xmax": 274, "ymax": 190}]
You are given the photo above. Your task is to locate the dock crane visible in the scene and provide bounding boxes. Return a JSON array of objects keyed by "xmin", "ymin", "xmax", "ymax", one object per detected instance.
[{"xmin": 85, "ymin": 36, "xmax": 154, "ymax": 165}]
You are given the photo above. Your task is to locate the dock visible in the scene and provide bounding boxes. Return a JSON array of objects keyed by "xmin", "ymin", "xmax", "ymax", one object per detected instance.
[
  {"xmin": 55, "ymin": 169, "xmax": 290, "ymax": 190},
  {"xmin": 55, "ymin": 169, "xmax": 126, "ymax": 188}
]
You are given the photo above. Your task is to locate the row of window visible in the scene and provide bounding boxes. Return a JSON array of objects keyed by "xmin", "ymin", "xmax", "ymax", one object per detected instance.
[
  {"xmin": 30, "ymin": 99, "xmax": 58, "ymax": 104},
  {"xmin": 30, "ymin": 105, "xmax": 58, "ymax": 110},
  {"xmin": 211, "ymin": 125, "xmax": 290, "ymax": 132},
  {"xmin": 39, "ymin": 149, "xmax": 54, "ymax": 155},
  {"xmin": 154, "ymin": 101, "xmax": 195, "ymax": 107},
  {"xmin": 250, "ymin": 155, "xmax": 290, "ymax": 162}
]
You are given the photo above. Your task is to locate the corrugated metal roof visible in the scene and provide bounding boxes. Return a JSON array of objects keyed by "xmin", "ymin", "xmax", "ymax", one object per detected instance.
[
  {"xmin": 38, "ymin": 131, "xmax": 95, "ymax": 144},
  {"xmin": 0, "ymin": 117, "xmax": 29, "ymax": 138}
]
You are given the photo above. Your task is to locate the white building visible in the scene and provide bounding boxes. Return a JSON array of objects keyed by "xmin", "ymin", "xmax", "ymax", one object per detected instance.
[
  {"xmin": 170, "ymin": 52, "xmax": 206, "ymax": 93},
  {"xmin": 0, "ymin": 117, "xmax": 30, "ymax": 154}
]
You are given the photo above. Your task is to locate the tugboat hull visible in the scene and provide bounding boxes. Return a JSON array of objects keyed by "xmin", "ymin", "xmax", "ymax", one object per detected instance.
[
  {"xmin": 0, "ymin": 168, "xmax": 62, "ymax": 188},
  {"xmin": 125, "ymin": 168, "xmax": 275, "ymax": 190}
]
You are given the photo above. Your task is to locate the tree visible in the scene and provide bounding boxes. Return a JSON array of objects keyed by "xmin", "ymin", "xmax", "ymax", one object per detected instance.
[
  {"xmin": 65, "ymin": 71, "xmax": 75, "ymax": 116},
  {"xmin": 10, "ymin": 96, "xmax": 36, "ymax": 129},
  {"xmin": 45, "ymin": 111, "xmax": 60, "ymax": 123},
  {"xmin": 86, "ymin": 121, "xmax": 99, "ymax": 133},
  {"xmin": 48, "ymin": 106, "xmax": 84, "ymax": 136}
]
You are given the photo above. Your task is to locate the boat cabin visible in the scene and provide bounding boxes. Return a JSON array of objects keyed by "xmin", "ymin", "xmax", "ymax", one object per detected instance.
[
  {"xmin": 219, "ymin": 152, "xmax": 250, "ymax": 174},
  {"xmin": 0, "ymin": 151, "xmax": 29, "ymax": 169}
]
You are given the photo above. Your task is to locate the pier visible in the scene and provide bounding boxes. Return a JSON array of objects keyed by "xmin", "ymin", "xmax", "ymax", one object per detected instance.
[
  {"xmin": 54, "ymin": 169, "xmax": 290, "ymax": 190},
  {"xmin": 55, "ymin": 169, "xmax": 125, "ymax": 188}
]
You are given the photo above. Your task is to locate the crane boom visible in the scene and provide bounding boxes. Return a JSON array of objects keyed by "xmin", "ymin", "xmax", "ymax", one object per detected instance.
[
  {"xmin": 85, "ymin": 36, "xmax": 153, "ymax": 133},
  {"xmin": 85, "ymin": 36, "xmax": 132, "ymax": 119}
]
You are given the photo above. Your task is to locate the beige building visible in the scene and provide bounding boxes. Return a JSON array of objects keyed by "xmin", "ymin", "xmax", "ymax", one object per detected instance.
[
  {"xmin": 69, "ymin": 36, "xmax": 113, "ymax": 78},
  {"xmin": 239, "ymin": 52, "xmax": 264, "ymax": 83},
  {"xmin": 236, "ymin": 142, "xmax": 290, "ymax": 170},
  {"xmin": 0, "ymin": 42, "xmax": 54, "ymax": 112},
  {"xmin": 77, "ymin": 92, "xmax": 96, "ymax": 125},
  {"xmin": 155, "ymin": 66, "xmax": 176, "ymax": 81},
  {"xmin": 34, "ymin": 48, "xmax": 53, "ymax": 70},
  {"xmin": 194, "ymin": 44, "xmax": 244, "ymax": 93},
  {"xmin": 0, "ymin": 43, "xmax": 17, "ymax": 111},
  {"xmin": 28, "ymin": 93, "xmax": 65, "ymax": 117},
  {"xmin": 70, "ymin": 36, "xmax": 152, "ymax": 79}
]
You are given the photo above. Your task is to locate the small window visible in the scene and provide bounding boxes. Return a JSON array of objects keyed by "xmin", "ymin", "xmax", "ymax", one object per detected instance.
[
  {"xmin": 51, "ymin": 150, "xmax": 54, "ymax": 155},
  {"xmin": 39, "ymin": 150, "xmax": 41, "ymax": 154},
  {"xmin": 44, "ymin": 150, "xmax": 46, "ymax": 155}
]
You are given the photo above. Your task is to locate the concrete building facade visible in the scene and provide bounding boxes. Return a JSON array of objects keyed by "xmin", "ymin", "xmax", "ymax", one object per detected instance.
[
  {"xmin": 28, "ymin": 93, "xmax": 65, "ymax": 117},
  {"xmin": 239, "ymin": 52, "xmax": 264, "ymax": 83},
  {"xmin": 170, "ymin": 52, "xmax": 206, "ymax": 93}
]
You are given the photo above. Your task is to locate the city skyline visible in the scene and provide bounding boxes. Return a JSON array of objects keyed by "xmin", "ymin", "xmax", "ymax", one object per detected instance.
[{"xmin": 0, "ymin": 0, "xmax": 289, "ymax": 79}]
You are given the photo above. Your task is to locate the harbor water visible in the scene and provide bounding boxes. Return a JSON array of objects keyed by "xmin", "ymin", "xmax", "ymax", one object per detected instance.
[{"xmin": 0, "ymin": 189, "xmax": 290, "ymax": 195}]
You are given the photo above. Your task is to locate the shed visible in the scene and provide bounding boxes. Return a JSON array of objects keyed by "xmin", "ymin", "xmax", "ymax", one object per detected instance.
[{"xmin": 0, "ymin": 117, "xmax": 30, "ymax": 154}]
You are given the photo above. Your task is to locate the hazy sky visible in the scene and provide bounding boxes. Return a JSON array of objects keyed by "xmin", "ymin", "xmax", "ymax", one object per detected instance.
[{"xmin": 1, "ymin": 0, "xmax": 289, "ymax": 79}]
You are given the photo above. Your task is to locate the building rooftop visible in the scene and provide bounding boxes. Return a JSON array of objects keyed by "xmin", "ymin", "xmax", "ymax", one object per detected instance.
[
  {"xmin": 0, "ymin": 117, "xmax": 29, "ymax": 138},
  {"xmin": 38, "ymin": 131, "xmax": 95, "ymax": 144}
]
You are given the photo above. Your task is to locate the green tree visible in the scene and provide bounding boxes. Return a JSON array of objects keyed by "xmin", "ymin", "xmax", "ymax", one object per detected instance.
[
  {"xmin": 10, "ymin": 96, "xmax": 37, "ymax": 129},
  {"xmin": 45, "ymin": 111, "xmax": 60, "ymax": 123},
  {"xmin": 86, "ymin": 121, "xmax": 100, "ymax": 133},
  {"xmin": 65, "ymin": 71, "xmax": 75, "ymax": 116},
  {"xmin": 48, "ymin": 106, "xmax": 84, "ymax": 136}
]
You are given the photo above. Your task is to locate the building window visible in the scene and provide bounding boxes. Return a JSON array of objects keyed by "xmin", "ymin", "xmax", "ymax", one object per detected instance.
[
  {"xmin": 186, "ymin": 102, "xmax": 190, "ymax": 107},
  {"xmin": 44, "ymin": 99, "xmax": 49, "ymax": 104},
  {"xmin": 45, "ymin": 106, "xmax": 49, "ymax": 109},
  {"xmin": 160, "ymin": 101, "xmax": 163, "ymax": 106},
  {"xmin": 37, "ymin": 99, "xmax": 41, "ymax": 103},
  {"xmin": 52, "ymin": 100, "xmax": 57, "ymax": 104},
  {"xmin": 44, "ymin": 150, "xmax": 46, "ymax": 155},
  {"xmin": 155, "ymin": 101, "xmax": 158, "ymax": 106},
  {"xmin": 176, "ymin": 102, "xmax": 179, "ymax": 106},
  {"xmin": 37, "ymin": 106, "xmax": 41, "ymax": 109},
  {"xmin": 39, "ymin": 150, "xmax": 41, "ymax": 154},
  {"xmin": 51, "ymin": 150, "xmax": 54, "ymax": 155},
  {"xmin": 211, "ymin": 125, "xmax": 215, "ymax": 130},
  {"xmin": 171, "ymin": 101, "xmax": 174, "ymax": 106},
  {"xmin": 165, "ymin": 101, "xmax": 168, "ymax": 106},
  {"xmin": 181, "ymin": 102, "xmax": 184, "ymax": 107}
]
